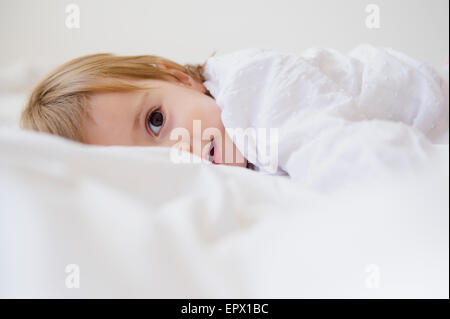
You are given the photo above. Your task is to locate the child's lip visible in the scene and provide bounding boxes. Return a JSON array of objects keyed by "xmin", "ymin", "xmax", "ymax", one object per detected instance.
[
  {"xmin": 208, "ymin": 139, "xmax": 215, "ymax": 163},
  {"xmin": 210, "ymin": 138, "xmax": 221, "ymax": 165}
]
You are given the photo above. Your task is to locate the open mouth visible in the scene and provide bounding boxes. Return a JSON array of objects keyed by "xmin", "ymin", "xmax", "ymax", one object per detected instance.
[
  {"xmin": 209, "ymin": 139, "xmax": 218, "ymax": 164},
  {"xmin": 208, "ymin": 139, "xmax": 215, "ymax": 163}
]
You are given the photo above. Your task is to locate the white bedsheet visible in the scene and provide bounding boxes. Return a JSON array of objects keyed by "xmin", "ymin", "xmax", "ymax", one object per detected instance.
[{"xmin": 1, "ymin": 128, "xmax": 448, "ymax": 298}]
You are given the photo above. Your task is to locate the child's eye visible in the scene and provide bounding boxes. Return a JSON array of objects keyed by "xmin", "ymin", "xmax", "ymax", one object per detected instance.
[{"xmin": 147, "ymin": 109, "xmax": 164, "ymax": 135}]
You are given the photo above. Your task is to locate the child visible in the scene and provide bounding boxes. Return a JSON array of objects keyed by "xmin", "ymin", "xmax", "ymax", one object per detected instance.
[
  {"xmin": 20, "ymin": 52, "xmax": 248, "ymax": 168},
  {"xmin": 21, "ymin": 45, "xmax": 449, "ymax": 189}
]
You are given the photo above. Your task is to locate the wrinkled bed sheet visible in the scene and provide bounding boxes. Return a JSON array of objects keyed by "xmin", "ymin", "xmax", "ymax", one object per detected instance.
[{"xmin": 1, "ymin": 128, "xmax": 448, "ymax": 298}]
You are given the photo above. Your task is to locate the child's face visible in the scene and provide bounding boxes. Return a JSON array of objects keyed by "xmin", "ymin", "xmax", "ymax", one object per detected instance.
[{"xmin": 82, "ymin": 76, "xmax": 247, "ymax": 167}]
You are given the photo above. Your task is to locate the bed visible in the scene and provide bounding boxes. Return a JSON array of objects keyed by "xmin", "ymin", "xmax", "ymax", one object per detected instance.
[{"xmin": 0, "ymin": 63, "xmax": 448, "ymax": 298}]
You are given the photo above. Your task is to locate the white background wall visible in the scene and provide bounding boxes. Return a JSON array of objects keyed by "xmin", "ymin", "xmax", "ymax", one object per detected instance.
[{"xmin": 0, "ymin": 0, "xmax": 449, "ymax": 72}]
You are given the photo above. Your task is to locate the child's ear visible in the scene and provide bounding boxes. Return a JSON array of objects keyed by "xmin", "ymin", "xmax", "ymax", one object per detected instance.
[{"xmin": 160, "ymin": 64, "xmax": 206, "ymax": 93}]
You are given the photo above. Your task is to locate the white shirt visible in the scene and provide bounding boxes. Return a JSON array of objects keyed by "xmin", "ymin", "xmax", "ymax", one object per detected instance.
[{"xmin": 202, "ymin": 45, "xmax": 449, "ymax": 191}]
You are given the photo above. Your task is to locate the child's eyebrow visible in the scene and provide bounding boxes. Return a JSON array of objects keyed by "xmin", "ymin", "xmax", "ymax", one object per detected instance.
[{"xmin": 133, "ymin": 91, "xmax": 150, "ymax": 132}]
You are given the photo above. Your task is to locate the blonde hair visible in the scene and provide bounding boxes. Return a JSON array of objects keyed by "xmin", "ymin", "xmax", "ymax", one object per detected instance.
[{"xmin": 20, "ymin": 51, "xmax": 216, "ymax": 142}]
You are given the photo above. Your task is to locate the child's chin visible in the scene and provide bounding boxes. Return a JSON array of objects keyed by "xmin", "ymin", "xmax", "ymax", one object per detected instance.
[{"xmin": 220, "ymin": 161, "xmax": 247, "ymax": 168}]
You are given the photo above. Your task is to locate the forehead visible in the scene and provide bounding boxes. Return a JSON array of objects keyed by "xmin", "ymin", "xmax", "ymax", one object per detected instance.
[{"xmin": 93, "ymin": 78, "xmax": 169, "ymax": 107}]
